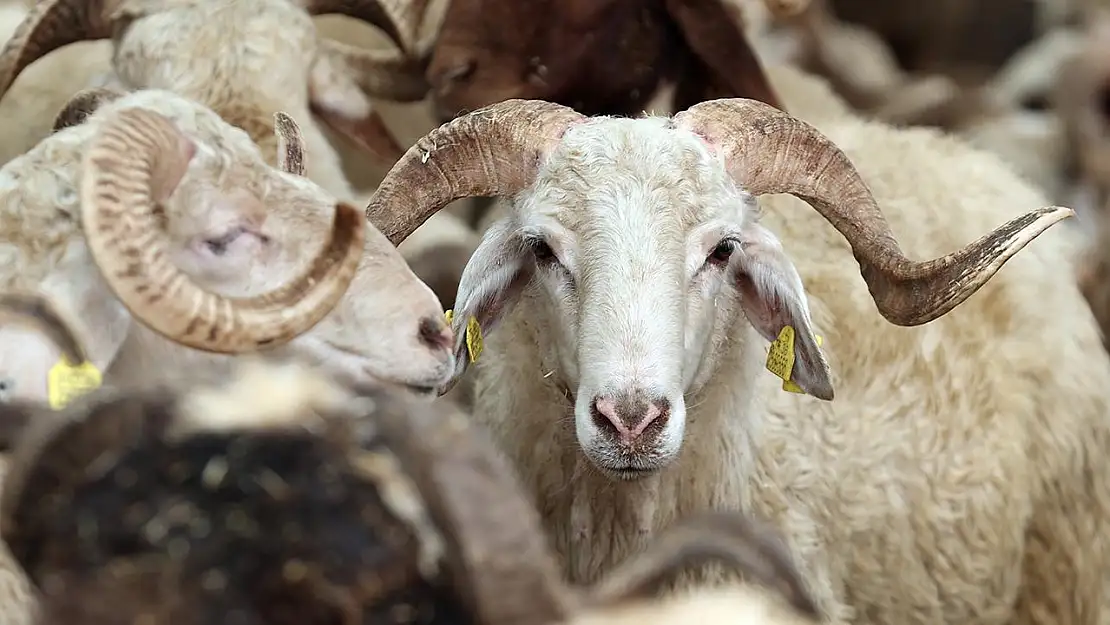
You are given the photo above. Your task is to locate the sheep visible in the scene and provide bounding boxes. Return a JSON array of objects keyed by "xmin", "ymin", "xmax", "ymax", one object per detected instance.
[
  {"xmin": 0, "ymin": 0, "xmax": 482, "ymax": 313},
  {"xmin": 424, "ymin": 0, "xmax": 790, "ymax": 126},
  {"xmin": 0, "ymin": 87, "xmax": 455, "ymax": 409},
  {"xmin": 361, "ymin": 90, "xmax": 1108, "ymax": 625},
  {"xmin": 0, "ymin": 0, "xmax": 440, "ymax": 201},
  {"xmin": 0, "ymin": 348, "xmax": 819, "ymax": 625}
]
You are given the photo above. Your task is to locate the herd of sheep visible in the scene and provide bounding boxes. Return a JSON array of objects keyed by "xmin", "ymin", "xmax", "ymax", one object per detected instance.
[{"xmin": 0, "ymin": 0, "xmax": 1107, "ymax": 624}]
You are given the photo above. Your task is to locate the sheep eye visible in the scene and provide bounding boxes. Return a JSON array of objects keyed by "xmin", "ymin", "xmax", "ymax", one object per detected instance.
[
  {"xmin": 204, "ymin": 227, "xmax": 257, "ymax": 256},
  {"xmin": 707, "ymin": 239, "xmax": 738, "ymax": 266},
  {"xmin": 526, "ymin": 237, "xmax": 558, "ymax": 265}
]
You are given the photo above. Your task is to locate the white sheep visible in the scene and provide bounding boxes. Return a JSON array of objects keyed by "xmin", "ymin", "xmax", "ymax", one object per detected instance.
[
  {"xmin": 0, "ymin": 0, "xmax": 481, "ymax": 311},
  {"xmin": 0, "ymin": 0, "xmax": 436, "ymax": 199},
  {"xmin": 362, "ymin": 70, "xmax": 1109, "ymax": 625},
  {"xmin": 0, "ymin": 87, "xmax": 455, "ymax": 410}
]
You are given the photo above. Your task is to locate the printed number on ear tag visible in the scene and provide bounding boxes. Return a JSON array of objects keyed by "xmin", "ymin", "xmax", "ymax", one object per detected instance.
[
  {"xmin": 765, "ymin": 326, "xmax": 822, "ymax": 394},
  {"xmin": 444, "ymin": 310, "xmax": 484, "ymax": 364},
  {"xmin": 47, "ymin": 357, "xmax": 102, "ymax": 410}
]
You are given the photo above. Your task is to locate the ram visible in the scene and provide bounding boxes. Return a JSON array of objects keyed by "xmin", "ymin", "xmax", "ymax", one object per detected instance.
[
  {"xmin": 0, "ymin": 351, "xmax": 817, "ymax": 625},
  {"xmin": 0, "ymin": 0, "xmax": 481, "ymax": 310},
  {"xmin": 362, "ymin": 88, "xmax": 1109, "ymax": 625},
  {"xmin": 0, "ymin": 87, "xmax": 454, "ymax": 410}
]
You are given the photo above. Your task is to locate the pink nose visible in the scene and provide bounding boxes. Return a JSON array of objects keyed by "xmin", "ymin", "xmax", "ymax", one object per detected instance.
[{"xmin": 590, "ymin": 391, "xmax": 670, "ymax": 445}]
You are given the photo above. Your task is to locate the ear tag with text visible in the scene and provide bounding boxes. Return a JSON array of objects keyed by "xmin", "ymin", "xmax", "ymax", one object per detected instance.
[
  {"xmin": 765, "ymin": 325, "xmax": 823, "ymax": 394},
  {"xmin": 47, "ymin": 357, "xmax": 102, "ymax": 410},
  {"xmin": 444, "ymin": 310, "xmax": 484, "ymax": 363}
]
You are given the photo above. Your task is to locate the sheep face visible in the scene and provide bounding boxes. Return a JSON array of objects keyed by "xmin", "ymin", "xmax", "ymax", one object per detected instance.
[
  {"xmin": 450, "ymin": 117, "xmax": 827, "ymax": 478},
  {"xmin": 0, "ymin": 90, "xmax": 455, "ymax": 405},
  {"xmin": 367, "ymin": 99, "xmax": 1071, "ymax": 486}
]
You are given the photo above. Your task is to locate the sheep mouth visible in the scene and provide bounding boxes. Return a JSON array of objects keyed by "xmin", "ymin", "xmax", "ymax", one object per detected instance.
[
  {"xmin": 295, "ymin": 339, "xmax": 452, "ymax": 397},
  {"xmin": 589, "ymin": 457, "xmax": 664, "ymax": 481},
  {"xmin": 606, "ymin": 466, "xmax": 659, "ymax": 481}
]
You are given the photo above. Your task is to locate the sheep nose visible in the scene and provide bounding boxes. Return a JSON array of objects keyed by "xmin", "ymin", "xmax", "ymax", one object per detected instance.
[
  {"xmin": 590, "ymin": 390, "xmax": 670, "ymax": 446},
  {"xmin": 417, "ymin": 316, "xmax": 454, "ymax": 353}
]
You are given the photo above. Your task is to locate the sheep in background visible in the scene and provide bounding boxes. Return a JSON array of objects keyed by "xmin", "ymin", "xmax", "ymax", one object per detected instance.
[
  {"xmin": 0, "ymin": 343, "xmax": 819, "ymax": 625},
  {"xmin": 425, "ymin": 0, "xmax": 788, "ymax": 125},
  {"xmin": 0, "ymin": 87, "xmax": 455, "ymax": 409},
  {"xmin": 0, "ymin": 0, "xmax": 432, "ymax": 200},
  {"xmin": 0, "ymin": 0, "xmax": 480, "ymax": 338},
  {"xmin": 362, "ymin": 89, "xmax": 1106, "ymax": 625}
]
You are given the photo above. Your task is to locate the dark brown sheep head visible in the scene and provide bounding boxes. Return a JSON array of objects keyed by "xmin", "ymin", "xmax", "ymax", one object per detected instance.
[
  {"xmin": 424, "ymin": 0, "xmax": 784, "ymax": 120},
  {"xmin": 0, "ymin": 351, "xmax": 819, "ymax": 625}
]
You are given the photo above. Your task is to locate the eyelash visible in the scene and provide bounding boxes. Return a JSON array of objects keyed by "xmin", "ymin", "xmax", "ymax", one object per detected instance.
[
  {"xmin": 524, "ymin": 236, "xmax": 559, "ymax": 265},
  {"xmin": 706, "ymin": 238, "xmax": 738, "ymax": 267}
]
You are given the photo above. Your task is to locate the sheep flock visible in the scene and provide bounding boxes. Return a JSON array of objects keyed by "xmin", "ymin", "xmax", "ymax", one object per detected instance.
[{"xmin": 0, "ymin": 0, "xmax": 1109, "ymax": 623}]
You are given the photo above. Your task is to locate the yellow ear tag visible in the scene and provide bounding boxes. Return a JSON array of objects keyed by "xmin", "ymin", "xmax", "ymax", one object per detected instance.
[
  {"xmin": 444, "ymin": 310, "xmax": 484, "ymax": 363},
  {"xmin": 47, "ymin": 356, "xmax": 102, "ymax": 410},
  {"xmin": 765, "ymin": 326, "xmax": 823, "ymax": 395}
]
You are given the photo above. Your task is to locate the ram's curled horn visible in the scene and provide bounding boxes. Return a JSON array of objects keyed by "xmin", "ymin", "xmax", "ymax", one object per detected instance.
[
  {"xmin": 273, "ymin": 111, "xmax": 306, "ymax": 177},
  {"xmin": 0, "ymin": 0, "xmax": 118, "ymax": 101},
  {"xmin": 365, "ymin": 99, "xmax": 587, "ymax": 244},
  {"xmin": 672, "ymin": 98, "xmax": 1073, "ymax": 326},
  {"xmin": 80, "ymin": 107, "xmax": 365, "ymax": 354}
]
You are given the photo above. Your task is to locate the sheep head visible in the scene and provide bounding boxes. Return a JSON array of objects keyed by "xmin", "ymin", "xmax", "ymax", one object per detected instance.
[
  {"xmin": 0, "ymin": 357, "xmax": 820, "ymax": 625},
  {"xmin": 424, "ymin": 0, "xmax": 784, "ymax": 121},
  {"xmin": 0, "ymin": 89, "xmax": 455, "ymax": 406},
  {"xmin": 0, "ymin": 0, "xmax": 439, "ymax": 166},
  {"xmin": 364, "ymin": 98, "xmax": 1072, "ymax": 478}
]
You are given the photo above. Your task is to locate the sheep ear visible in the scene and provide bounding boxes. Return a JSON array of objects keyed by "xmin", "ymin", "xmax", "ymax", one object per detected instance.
[
  {"xmin": 447, "ymin": 218, "xmax": 535, "ymax": 381},
  {"xmin": 664, "ymin": 0, "xmax": 783, "ymax": 109},
  {"xmin": 308, "ymin": 45, "xmax": 409, "ymax": 167},
  {"xmin": 0, "ymin": 272, "xmax": 131, "ymax": 407},
  {"xmin": 732, "ymin": 222, "xmax": 833, "ymax": 400}
]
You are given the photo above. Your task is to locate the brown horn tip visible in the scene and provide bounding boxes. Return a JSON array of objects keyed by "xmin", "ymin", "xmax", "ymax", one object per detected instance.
[
  {"xmin": 862, "ymin": 205, "xmax": 1073, "ymax": 326},
  {"xmin": 0, "ymin": 0, "xmax": 115, "ymax": 103},
  {"xmin": 674, "ymin": 98, "xmax": 1074, "ymax": 326},
  {"xmin": 273, "ymin": 111, "xmax": 306, "ymax": 176},
  {"xmin": 0, "ymin": 290, "xmax": 88, "ymax": 365},
  {"xmin": 80, "ymin": 107, "xmax": 366, "ymax": 353},
  {"xmin": 52, "ymin": 87, "xmax": 126, "ymax": 132}
]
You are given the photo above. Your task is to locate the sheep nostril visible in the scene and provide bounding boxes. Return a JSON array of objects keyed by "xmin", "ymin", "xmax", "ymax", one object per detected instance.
[{"xmin": 418, "ymin": 316, "xmax": 454, "ymax": 352}]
